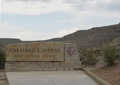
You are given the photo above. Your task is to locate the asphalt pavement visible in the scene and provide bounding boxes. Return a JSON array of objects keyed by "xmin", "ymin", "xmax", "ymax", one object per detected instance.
[{"xmin": 6, "ymin": 71, "xmax": 98, "ymax": 85}]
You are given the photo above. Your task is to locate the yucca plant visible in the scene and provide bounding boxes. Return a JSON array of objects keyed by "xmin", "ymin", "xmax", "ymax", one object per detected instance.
[{"xmin": 104, "ymin": 46, "xmax": 116, "ymax": 66}]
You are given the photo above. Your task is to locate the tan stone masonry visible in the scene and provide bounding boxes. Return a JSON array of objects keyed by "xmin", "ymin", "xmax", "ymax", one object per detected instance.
[{"xmin": 5, "ymin": 42, "xmax": 81, "ymax": 71}]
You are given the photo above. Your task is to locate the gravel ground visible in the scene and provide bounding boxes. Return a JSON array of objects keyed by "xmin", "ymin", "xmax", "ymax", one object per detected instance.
[
  {"xmin": 85, "ymin": 61, "xmax": 120, "ymax": 85},
  {"xmin": 91, "ymin": 62, "xmax": 120, "ymax": 85}
]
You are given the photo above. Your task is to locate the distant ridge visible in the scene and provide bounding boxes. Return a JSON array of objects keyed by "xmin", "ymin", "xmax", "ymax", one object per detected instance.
[
  {"xmin": 0, "ymin": 23, "xmax": 120, "ymax": 49},
  {"xmin": 0, "ymin": 38, "xmax": 22, "ymax": 47}
]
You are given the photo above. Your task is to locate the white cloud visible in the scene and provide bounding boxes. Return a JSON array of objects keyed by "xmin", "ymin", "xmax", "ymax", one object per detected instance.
[
  {"xmin": 57, "ymin": 27, "xmax": 79, "ymax": 36},
  {"xmin": 1, "ymin": 0, "xmax": 120, "ymax": 17},
  {"xmin": 17, "ymin": 28, "xmax": 79, "ymax": 40},
  {"xmin": 17, "ymin": 30, "xmax": 36, "ymax": 40},
  {"xmin": 0, "ymin": 23, "xmax": 20, "ymax": 30},
  {"xmin": 0, "ymin": 0, "xmax": 1, "ymax": 22},
  {"xmin": 1, "ymin": 0, "xmax": 120, "ymax": 40},
  {"xmin": 0, "ymin": 23, "xmax": 20, "ymax": 38},
  {"xmin": 2, "ymin": 0, "xmax": 74, "ymax": 15},
  {"xmin": 0, "ymin": 23, "xmax": 79, "ymax": 40}
]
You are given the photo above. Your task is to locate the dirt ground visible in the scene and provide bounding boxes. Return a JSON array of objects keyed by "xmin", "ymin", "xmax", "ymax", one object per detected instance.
[
  {"xmin": 0, "ymin": 70, "xmax": 9, "ymax": 85},
  {"xmin": 87, "ymin": 61, "xmax": 120, "ymax": 85}
]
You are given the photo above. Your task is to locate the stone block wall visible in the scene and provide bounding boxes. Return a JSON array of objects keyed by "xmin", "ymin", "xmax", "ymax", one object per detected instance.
[{"xmin": 5, "ymin": 42, "xmax": 81, "ymax": 72}]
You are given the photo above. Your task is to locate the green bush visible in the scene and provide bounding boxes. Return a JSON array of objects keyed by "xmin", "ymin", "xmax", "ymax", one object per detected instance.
[{"xmin": 103, "ymin": 46, "xmax": 116, "ymax": 66}]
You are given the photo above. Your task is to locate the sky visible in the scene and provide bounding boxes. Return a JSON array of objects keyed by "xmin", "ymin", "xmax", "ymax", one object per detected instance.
[{"xmin": 0, "ymin": 0, "xmax": 120, "ymax": 41}]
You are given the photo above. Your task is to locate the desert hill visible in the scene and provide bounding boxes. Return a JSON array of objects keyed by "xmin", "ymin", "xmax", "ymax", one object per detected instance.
[
  {"xmin": 0, "ymin": 23, "xmax": 120, "ymax": 49},
  {"xmin": 48, "ymin": 23, "xmax": 120, "ymax": 49}
]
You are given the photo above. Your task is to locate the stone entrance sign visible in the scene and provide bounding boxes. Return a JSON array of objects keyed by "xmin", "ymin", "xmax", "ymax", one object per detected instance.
[
  {"xmin": 5, "ymin": 42, "xmax": 81, "ymax": 72},
  {"xmin": 6, "ymin": 42, "xmax": 64, "ymax": 61}
]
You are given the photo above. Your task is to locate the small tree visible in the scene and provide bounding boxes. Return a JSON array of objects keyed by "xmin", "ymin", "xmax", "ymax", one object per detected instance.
[{"xmin": 104, "ymin": 46, "xmax": 116, "ymax": 66}]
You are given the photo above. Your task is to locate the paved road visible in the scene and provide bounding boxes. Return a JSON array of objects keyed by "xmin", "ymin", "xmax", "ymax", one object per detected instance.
[{"xmin": 6, "ymin": 71, "xmax": 98, "ymax": 85}]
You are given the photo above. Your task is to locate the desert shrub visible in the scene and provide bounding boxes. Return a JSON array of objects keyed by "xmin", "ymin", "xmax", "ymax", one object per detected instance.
[
  {"xmin": 80, "ymin": 49, "xmax": 98, "ymax": 66},
  {"xmin": 103, "ymin": 46, "xmax": 116, "ymax": 66}
]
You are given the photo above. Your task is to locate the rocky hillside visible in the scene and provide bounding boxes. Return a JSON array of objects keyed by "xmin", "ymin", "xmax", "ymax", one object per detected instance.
[
  {"xmin": 0, "ymin": 23, "xmax": 120, "ymax": 49},
  {"xmin": 48, "ymin": 23, "xmax": 120, "ymax": 49}
]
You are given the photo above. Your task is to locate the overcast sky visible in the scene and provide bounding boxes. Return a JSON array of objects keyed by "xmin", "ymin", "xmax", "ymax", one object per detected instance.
[{"xmin": 0, "ymin": 0, "xmax": 120, "ymax": 40}]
